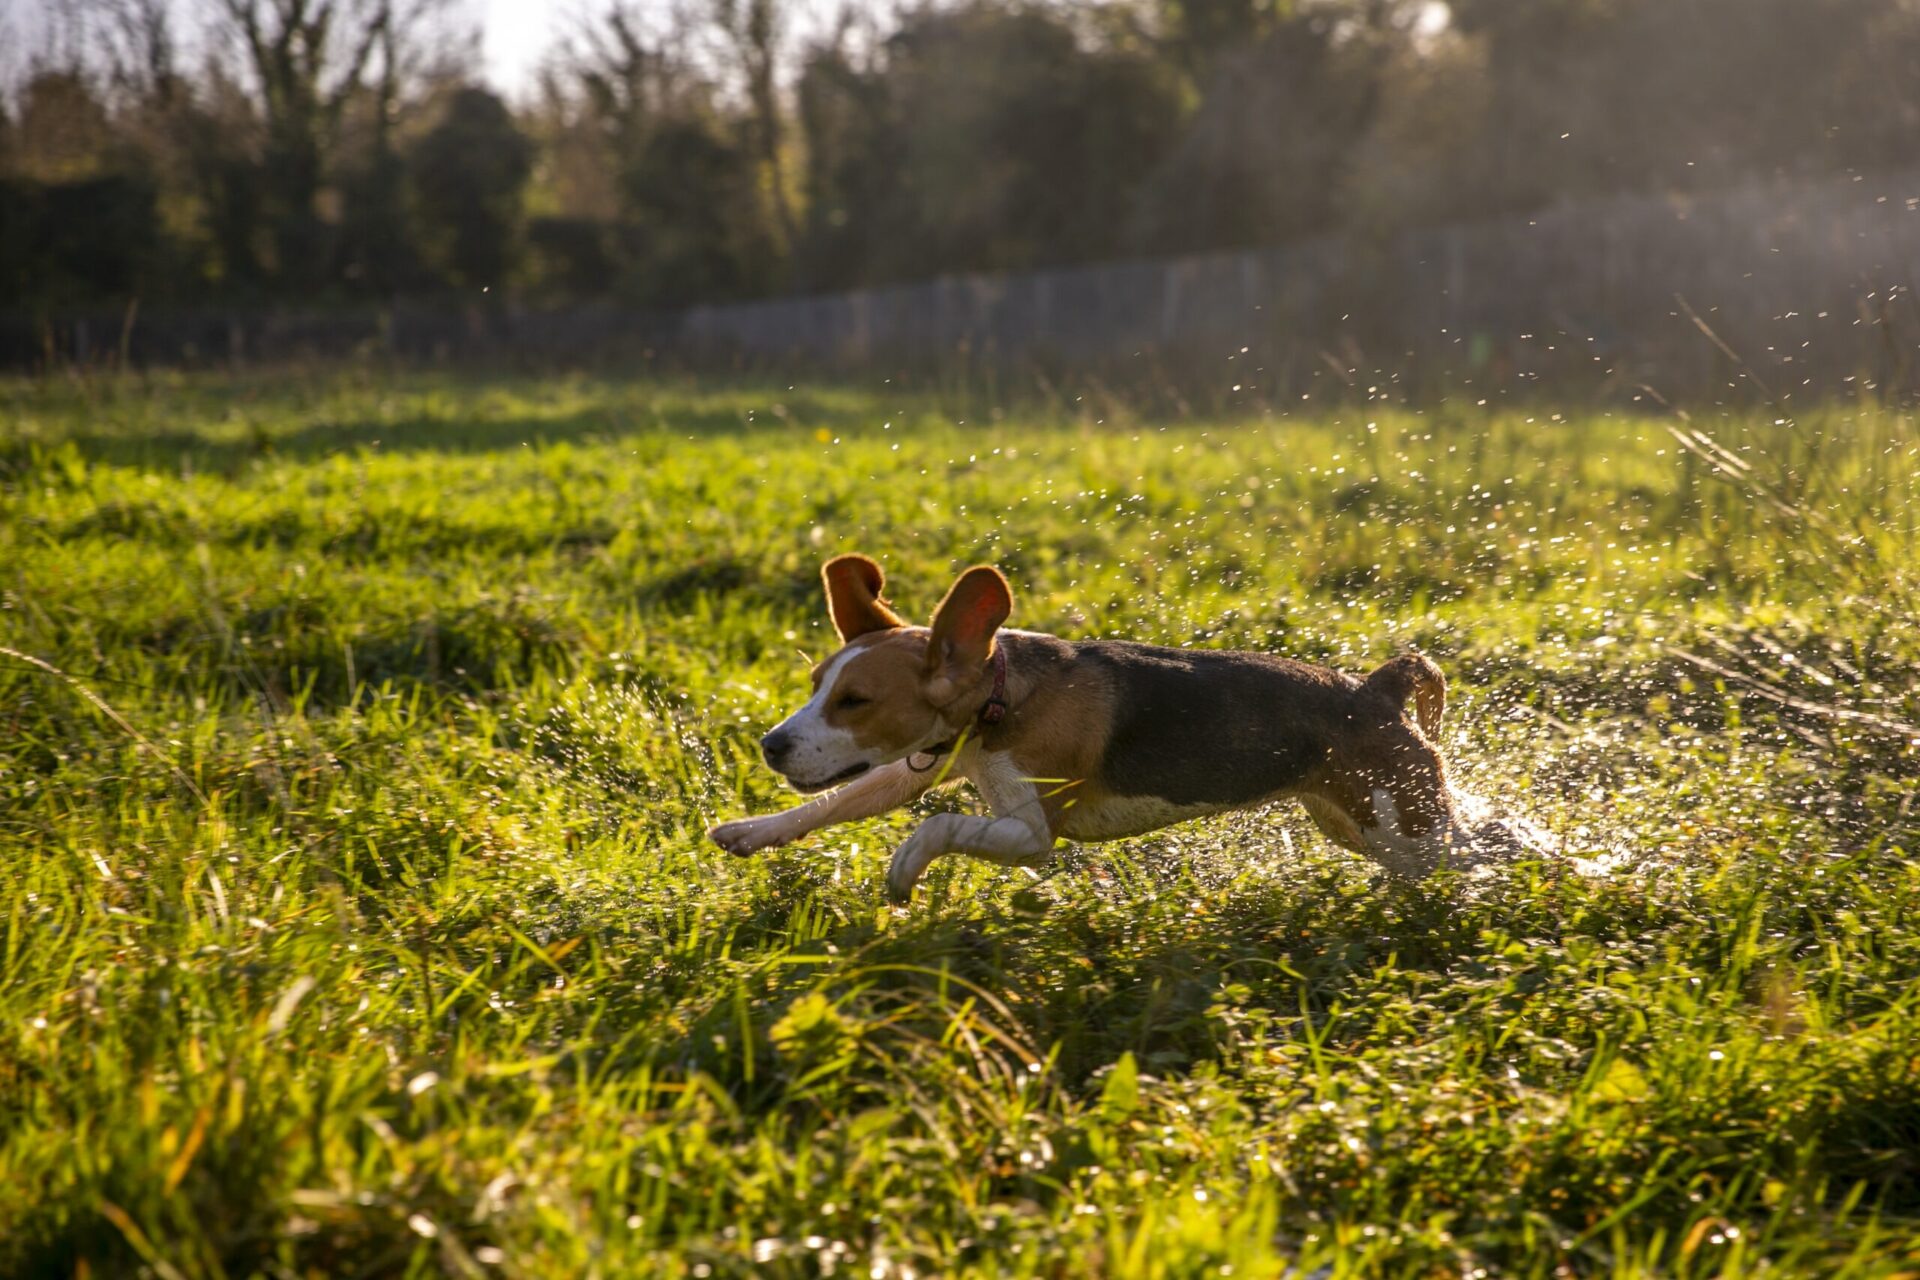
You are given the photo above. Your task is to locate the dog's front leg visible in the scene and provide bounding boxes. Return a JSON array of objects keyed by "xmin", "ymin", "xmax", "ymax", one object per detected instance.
[
  {"xmin": 708, "ymin": 761, "xmax": 937, "ymax": 857},
  {"xmin": 886, "ymin": 811, "xmax": 1055, "ymax": 904}
]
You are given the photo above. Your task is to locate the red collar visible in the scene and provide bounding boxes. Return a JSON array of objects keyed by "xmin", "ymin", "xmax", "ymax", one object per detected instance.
[
  {"xmin": 980, "ymin": 646, "xmax": 1009, "ymax": 725},
  {"xmin": 907, "ymin": 647, "xmax": 1010, "ymax": 772}
]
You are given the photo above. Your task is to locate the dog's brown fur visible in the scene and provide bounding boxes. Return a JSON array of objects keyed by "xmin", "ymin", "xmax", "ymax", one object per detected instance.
[{"xmin": 710, "ymin": 555, "xmax": 1464, "ymax": 902}]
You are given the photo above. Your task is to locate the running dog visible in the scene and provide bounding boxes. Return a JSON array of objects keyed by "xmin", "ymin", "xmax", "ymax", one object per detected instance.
[{"xmin": 709, "ymin": 555, "xmax": 1470, "ymax": 902}]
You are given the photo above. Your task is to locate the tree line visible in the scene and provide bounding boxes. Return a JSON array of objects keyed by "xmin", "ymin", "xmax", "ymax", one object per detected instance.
[{"xmin": 6, "ymin": 0, "xmax": 1919, "ymax": 313}]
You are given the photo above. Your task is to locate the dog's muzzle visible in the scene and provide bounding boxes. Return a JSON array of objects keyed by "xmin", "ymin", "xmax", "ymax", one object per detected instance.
[{"xmin": 786, "ymin": 761, "xmax": 870, "ymax": 794}]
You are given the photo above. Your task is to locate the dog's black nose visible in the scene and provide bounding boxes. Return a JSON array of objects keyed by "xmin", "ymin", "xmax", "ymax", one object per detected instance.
[{"xmin": 760, "ymin": 728, "xmax": 794, "ymax": 768}]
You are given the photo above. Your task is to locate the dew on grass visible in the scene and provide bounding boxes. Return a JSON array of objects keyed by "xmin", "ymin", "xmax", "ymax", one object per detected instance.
[{"xmin": 15, "ymin": 378, "xmax": 1915, "ymax": 1273}]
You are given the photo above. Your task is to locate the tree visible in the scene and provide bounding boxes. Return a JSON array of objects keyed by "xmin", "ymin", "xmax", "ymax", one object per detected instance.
[
  {"xmin": 92, "ymin": 0, "xmax": 185, "ymax": 109},
  {"xmin": 9, "ymin": 69, "xmax": 118, "ymax": 183},
  {"xmin": 11, "ymin": 0, "xmax": 1920, "ymax": 312},
  {"xmin": 1157, "ymin": 0, "xmax": 1294, "ymax": 70},
  {"xmin": 544, "ymin": 2, "xmax": 783, "ymax": 304},
  {"xmin": 1431, "ymin": 0, "xmax": 1920, "ymax": 218},
  {"xmin": 211, "ymin": 0, "xmax": 462, "ymax": 289},
  {"xmin": 796, "ymin": 3, "xmax": 1183, "ymax": 286},
  {"xmin": 618, "ymin": 116, "xmax": 777, "ymax": 304},
  {"xmin": 406, "ymin": 86, "xmax": 533, "ymax": 289},
  {"xmin": 568, "ymin": 3, "xmax": 701, "ymax": 162},
  {"xmin": 794, "ymin": 15, "xmax": 890, "ymax": 289},
  {"xmin": 708, "ymin": 0, "xmax": 797, "ymax": 253}
]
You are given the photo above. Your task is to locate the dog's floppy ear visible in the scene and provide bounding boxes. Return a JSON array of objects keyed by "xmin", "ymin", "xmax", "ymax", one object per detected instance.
[
  {"xmin": 822, "ymin": 554, "xmax": 905, "ymax": 641},
  {"xmin": 925, "ymin": 565, "xmax": 1011, "ymax": 701}
]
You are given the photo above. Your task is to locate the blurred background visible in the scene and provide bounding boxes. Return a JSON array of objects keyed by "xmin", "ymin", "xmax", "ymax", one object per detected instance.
[{"xmin": 7, "ymin": 0, "xmax": 1920, "ymax": 397}]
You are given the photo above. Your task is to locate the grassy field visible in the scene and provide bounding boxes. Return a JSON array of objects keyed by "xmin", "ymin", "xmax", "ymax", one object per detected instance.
[{"xmin": 2, "ymin": 369, "xmax": 1918, "ymax": 1278}]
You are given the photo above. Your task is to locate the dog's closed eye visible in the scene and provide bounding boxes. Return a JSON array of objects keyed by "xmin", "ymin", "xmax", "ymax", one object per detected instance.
[{"xmin": 836, "ymin": 692, "xmax": 870, "ymax": 710}]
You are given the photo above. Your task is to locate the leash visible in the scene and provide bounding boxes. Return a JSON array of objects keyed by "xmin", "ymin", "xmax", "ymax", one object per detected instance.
[{"xmin": 907, "ymin": 646, "xmax": 1009, "ymax": 773}]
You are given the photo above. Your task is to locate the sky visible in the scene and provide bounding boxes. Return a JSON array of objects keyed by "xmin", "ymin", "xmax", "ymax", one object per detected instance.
[
  {"xmin": 4, "ymin": 0, "xmax": 575, "ymax": 98},
  {"xmin": 479, "ymin": 0, "xmax": 570, "ymax": 95},
  {"xmin": 4, "ymin": 0, "xmax": 1454, "ymax": 102}
]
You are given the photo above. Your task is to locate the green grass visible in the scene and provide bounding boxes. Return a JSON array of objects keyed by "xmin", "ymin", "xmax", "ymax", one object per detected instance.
[{"xmin": 2, "ymin": 368, "xmax": 1918, "ymax": 1278}]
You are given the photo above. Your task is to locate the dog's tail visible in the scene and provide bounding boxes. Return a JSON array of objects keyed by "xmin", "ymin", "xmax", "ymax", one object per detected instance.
[{"xmin": 1365, "ymin": 651, "xmax": 1446, "ymax": 738}]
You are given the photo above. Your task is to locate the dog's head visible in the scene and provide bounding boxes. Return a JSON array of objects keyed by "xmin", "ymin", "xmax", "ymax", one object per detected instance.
[{"xmin": 759, "ymin": 554, "xmax": 1012, "ymax": 792}]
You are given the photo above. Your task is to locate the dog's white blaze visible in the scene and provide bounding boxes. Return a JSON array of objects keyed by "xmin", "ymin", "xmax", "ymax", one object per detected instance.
[
  {"xmin": 804, "ymin": 648, "xmax": 859, "ymax": 717},
  {"xmin": 769, "ymin": 648, "xmax": 863, "ymax": 785}
]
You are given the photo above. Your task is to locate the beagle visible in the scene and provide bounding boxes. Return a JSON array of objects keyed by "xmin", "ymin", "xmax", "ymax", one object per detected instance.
[{"xmin": 709, "ymin": 555, "xmax": 1471, "ymax": 903}]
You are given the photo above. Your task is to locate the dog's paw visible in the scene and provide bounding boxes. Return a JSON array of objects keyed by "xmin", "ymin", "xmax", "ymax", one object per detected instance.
[
  {"xmin": 885, "ymin": 842, "xmax": 930, "ymax": 905},
  {"xmin": 708, "ymin": 817, "xmax": 789, "ymax": 857}
]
